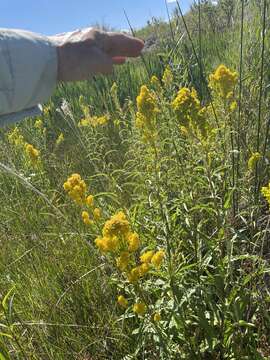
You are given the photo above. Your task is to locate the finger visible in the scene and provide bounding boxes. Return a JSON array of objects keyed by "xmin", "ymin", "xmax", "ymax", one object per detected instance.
[
  {"xmin": 105, "ymin": 33, "xmax": 144, "ymax": 58},
  {"xmin": 112, "ymin": 56, "xmax": 126, "ymax": 65}
]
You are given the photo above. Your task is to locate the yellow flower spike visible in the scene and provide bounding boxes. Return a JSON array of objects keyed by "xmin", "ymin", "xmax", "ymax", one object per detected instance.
[
  {"xmin": 81, "ymin": 211, "xmax": 93, "ymax": 226},
  {"xmin": 151, "ymin": 250, "xmax": 165, "ymax": 268},
  {"xmin": 127, "ymin": 232, "xmax": 140, "ymax": 252},
  {"xmin": 94, "ymin": 237, "xmax": 108, "ymax": 252},
  {"xmin": 117, "ymin": 295, "xmax": 128, "ymax": 308},
  {"xmin": 104, "ymin": 236, "xmax": 119, "ymax": 252},
  {"xmin": 25, "ymin": 143, "xmax": 40, "ymax": 162},
  {"xmin": 248, "ymin": 152, "xmax": 262, "ymax": 171},
  {"xmin": 127, "ymin": 267, "xmax": 141, "ymax": 283},
  {"xmin": 162, "ymin": 66, "xmax": 174, "ymax": 88},
  {"xmin": 93, "ymin": 208, "xmax": 102, "ymax": 220},
  {"xmin": 102, "ymin": 211, "xmax": 130, "ymax": 238},
  {"xmin": 138, "ymin": 263, "xmax": 149, "ymax": 277},
  {"xmin": 86, "ymin": 195, "xmax": 94, "ymax": 207},
  {"xmin": 8, "ymin": 127, "xmax": 25, "ymax": 148},
  {"xmin": 261, "ymin": 183, "xmax": 270, "ymax": 207},
  {"xmin": 133, "ymin": 302, "xmax": 146, "ymax": 316},
  {"xmin": 116, "ymin": 251, "xmax": 130, "ymax": 272},
  {"xmin": 209, "ymin": 64, "xmax": 238, "ymax": 99},
  {"xmin": 63, "ymin": 174, "xmax": 87, "ymax": 205},
  {"xmin": 153, "ymin": 313, "xmax": 161, "ymax": 322},
  {"xmin": 140, "ymin": 250, "xmax": 155, "ymax": 264}
]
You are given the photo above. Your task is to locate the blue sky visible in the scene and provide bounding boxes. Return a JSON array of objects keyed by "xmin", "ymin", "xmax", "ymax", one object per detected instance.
[{"xmin": 0, "ymin": 0, "xmax": 192, "ymax": 36}]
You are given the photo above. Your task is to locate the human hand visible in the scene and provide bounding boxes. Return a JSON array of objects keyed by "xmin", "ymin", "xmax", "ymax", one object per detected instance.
[{"xmin": 56, "ymin": 29, "xmax": 144, "ymax": 82}]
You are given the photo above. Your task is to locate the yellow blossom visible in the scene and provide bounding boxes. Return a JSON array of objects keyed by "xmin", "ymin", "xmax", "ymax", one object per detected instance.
[
  {"xmin": 209, "ymin": 64, "xmax": 238, "ymax": 99},
  {"xmin": 150, "ymin": 75, "xmax": 162, "ymax": 91},
  {"xmin": 116, "ymin": 252, "xmax": 130, "ymax": 272},
  {"xmin": 117, "ymin": 295, "xmax": 128, "ymax": 308},
  {"xmin": 127, "ymin": 267, "xmax": 141, "ymax": 283},
  {"xmin": 248, "ymin": 152, "xmax": 262, "ymax": 171},
  {"xmin": 63, "ymin": 173, "xmax": 87, "ymax": 205},
  {"xmin": 102, "ymin": 211, "xmax": 130, "ymax": 238},
  {"xmin": 151, "ymin": 250, "xmax": 165, "ymax": 268},
  {"xmin": 140, "ymin": 250, "xmax": 154, "ymax": 264},
  {"xmin": 133, "ymin": 302, "xmax": 146, "ymax": 316},
  {"xmin": 162, "ymin": 66, "xmax": 174, "ymax": 88},
  {"xmin": 261, "ymin": 183, "xmax": 270, "ymax": 206},
  {"xmin": 8, "ymin": 127, "xmax": 25, "ymax": 148},
  {"xmin": 86, "ymin": 195, "xmax": 94, "ymax": 207},
  {"xmin": 138, "ymin": 263, "xmax": 149, "ymax": 277},
  {"xmin": 171, "ymin": 87, "xmax": 201, "ymax": 127},
  {"xmin": 95, "ymin": 236, "xmax": 119, "ymax": 253},
  {"xmin": 127, "ymin": 232, "xmax": 140, "ymax": 252},
  {"xmin": 82, "ymin": 211, "xmax": 93, "ymax": 226},
  {"xmin": 25, "ymin": 143, "xmax": 40, "ymax": 162},
  {"xmin": 153, "ymin": 313, "xmax": 161, "ymax": 322},
  {"xmin": 93, "ymin": 208, "xmax": 102, "ymax": 220}
]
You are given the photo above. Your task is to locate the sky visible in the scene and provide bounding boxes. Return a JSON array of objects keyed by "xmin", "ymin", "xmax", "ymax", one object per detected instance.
[{"xmin": 0, "ymin": 0, "xmax": 192, "ymax": 36}]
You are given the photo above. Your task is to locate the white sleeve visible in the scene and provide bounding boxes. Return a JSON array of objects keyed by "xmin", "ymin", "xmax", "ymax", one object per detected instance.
[{"xmin": 0, "ymin": 28, "xmax": 58, "ymax": 127}]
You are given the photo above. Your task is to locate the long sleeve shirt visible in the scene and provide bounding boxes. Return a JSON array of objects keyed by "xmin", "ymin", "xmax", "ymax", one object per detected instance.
[{"xmin": 0, "ymin": 27, "xmax": 91, "ymax": 127}]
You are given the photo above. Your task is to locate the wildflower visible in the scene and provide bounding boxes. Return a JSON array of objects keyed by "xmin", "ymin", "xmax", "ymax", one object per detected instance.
[
  {"xmin": 136, "ymin": 85, "xmax": 159, "ymax": 141},
  {"xmin": 117, "ymin": 295, "xmax": 128, "ymax": 308},
  {"xmin": 140, "ymin": 250, "xmax": 154, "ymax": 264},
  {"xmin": 151, "ymin": 250, "xmax": 165, "ymax": 268},
  {"xmin": 93, "ymin": 208, "xmax": 102, "ymax": 220},
  {"xmin": 248, "ymin": 152, "xmax": 262, "ymax": 171},
  {"xmin": 127, "ymin": 232, "xmax": 140, "ymax": 252},
  {"xmin": 116, "ymin": 252, "xmax": 130, "ymax": 272},
  {"xmin": 56, "ymin": 133, "xmax": 64, "ymax": 146},
  {"xmin": 153, "ymin": 313, "xmax": 161, "ymax": 322},
  {"xmin": 171, "ymin": 87, "xmax": 201, "ymax": 127},
  {"xmin": 137, "ymin": 85, "xmax": 158, "ymax": 119},
  {"xmin": 89, "ymin": 115, "xmax": 110, "ymax": 127},
  {"xmin": 209, "ymin": 64, "xmax": 238, "ymax": 99},
  {"xmin": 230, "ymin": 101, "xmax": 238, "ymax": 112},
  {"xmin": 95, "ymin": 236, "xmax": 119, "ymax": 253},
  {"xmin": 261, "ymin": 183, "xmax": 270, "ymax": 206},
  {"xmin": 102, "ymin": 211, "xmax": 130, "ymax": 238},
  {"xmin": 82, "ymin": 211, "xmax": 93, "ymax": 226},
  {"xmin": 128, "ymin": 267, "xmax": 141, "ymax": 283},
  {"xmin": 138, "ymin": 263, "xmax": 149, "ymax": 277},
  {"xmin": 8, "ymin": 127, "xmax": 25, "ymax": 148},
  {"xmin": 25, "ymin": 143, "xmax": 40, "ymax": 162},
  {"xmin": 133, "ymin": 302, "xmax": 146, "ymax": 316},
  {"xmin": 86, "ymin": 195, "xmax": 94, "ymax": 207},
  {"xmin": 63, "ymin": 173, "xmax": 87, "ymax": 205},
  {"xmin": 162, "ymin": 66, "xmax": 174, "ymax": 88}
]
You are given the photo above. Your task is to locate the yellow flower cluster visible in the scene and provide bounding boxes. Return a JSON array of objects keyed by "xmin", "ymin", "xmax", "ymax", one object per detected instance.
[
  {"xmin": 209, "ymin": 64, "xmax": 238, "ymax": 99},
  {"xmin": 63, "ymin": 173, "xmax": 87, "ymax": 205},
  {"xmin": 79, "ymin": 115, "xmax": 109, "ymax": 127},
  {"xmin": 25, "ymin": 143, "xmax": 40, "ymax": 162},
  {"xmin": 172, "ymin": 87, "xmax": 206, "ymax": 135},
  {"xmin": 82, "ymin": 211, "xmax": 94, "ymax": 226},
  {"xmin": 117, "ymin": 295, "xmax": 128, "ymax": 308},
  {"xmin": 162, "ymin": 66, "xmax": 174, "ymax": 88},
  {"xmin": 133, "ymin": 302, "xmax": 146, "ymax": 316},
  {"xmin": 261, "ymin": 183, "xmax": 270, "ymax": 206},
  {"xmin": 248, "ymin": 152, "xmax": 262, "ymax": 171},
  {"xmin": 136, "ymin": 85, "xmax": 159, "ymax": 141},
  {"xmin": 8, "ymin": 127, "xmax": 25, "ymax": 148}
]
